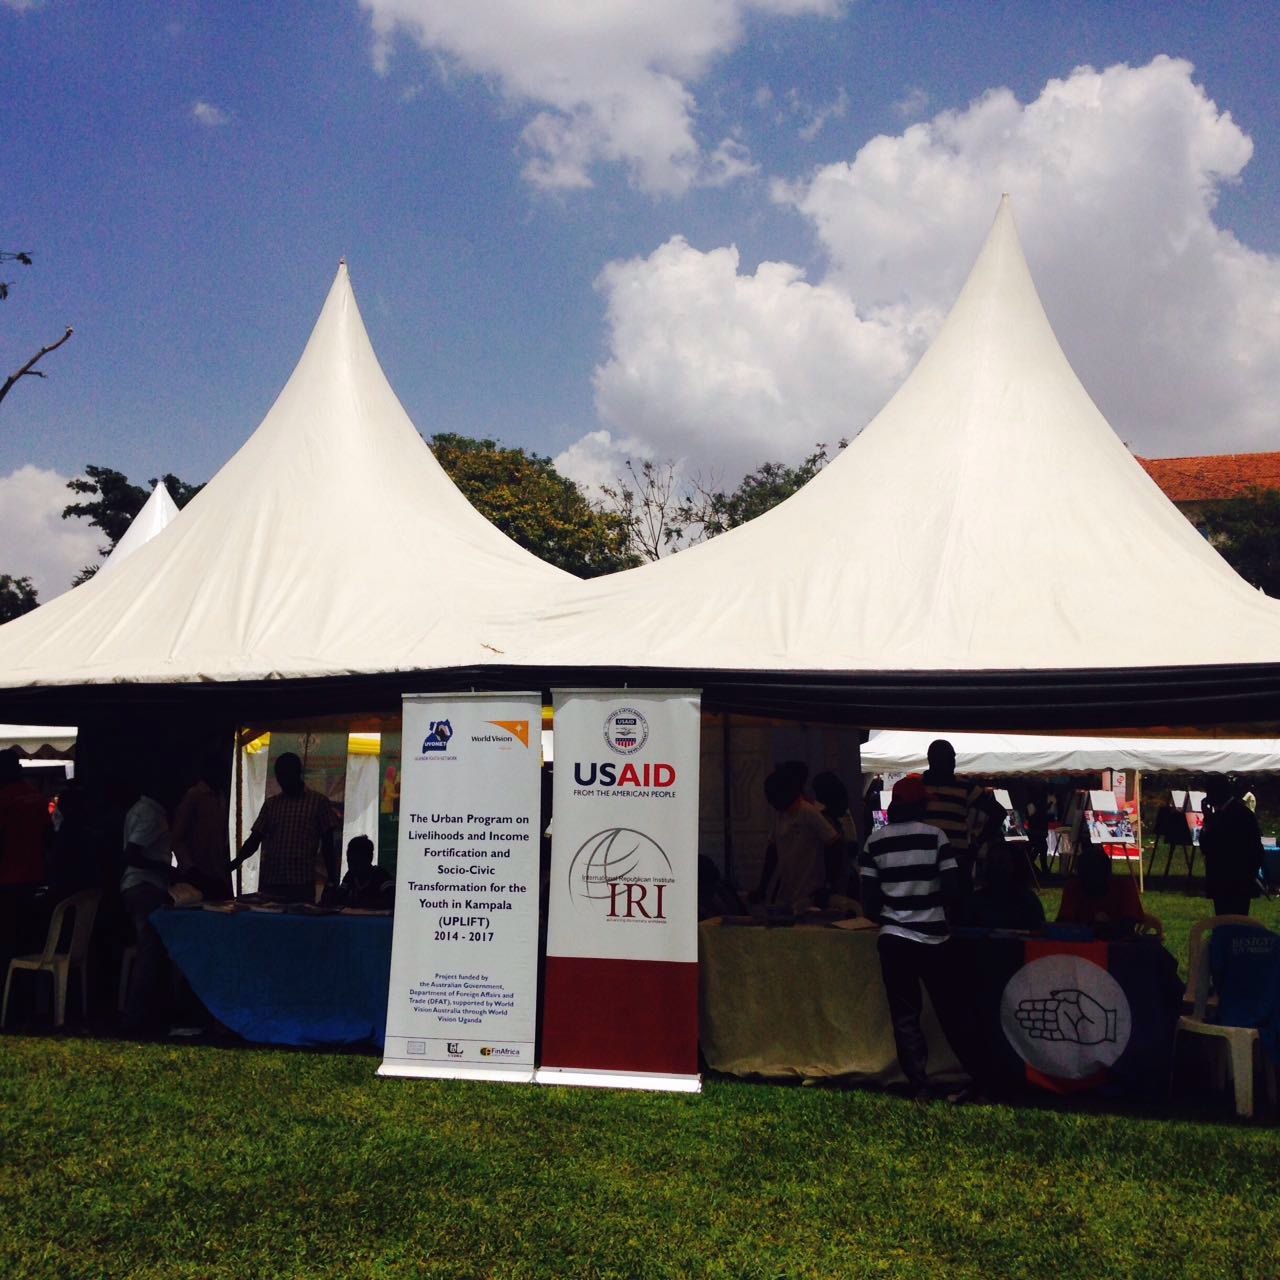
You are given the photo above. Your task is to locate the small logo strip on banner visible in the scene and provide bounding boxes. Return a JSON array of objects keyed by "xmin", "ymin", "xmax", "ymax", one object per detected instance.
[{"xmin": 604, "ymin": 707, "xmax": 649, "ymax": 755}]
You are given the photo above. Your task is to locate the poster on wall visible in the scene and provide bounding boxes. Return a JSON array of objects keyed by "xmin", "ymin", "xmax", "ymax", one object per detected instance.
[
  {"xmin": 379, "ymin": 693, "xmax": 543, "ymax": 1082},
  {"xmin": 537, "ymin": 689, "xmax": 702, "ymax": 1092}
]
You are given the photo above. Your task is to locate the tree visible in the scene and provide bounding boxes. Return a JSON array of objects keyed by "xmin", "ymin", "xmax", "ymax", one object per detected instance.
[
  {"xmin": 0, "ymin": 251, "xmax": 74, "ymax": 410},
  {"xmin": 601, "ymin": 441, "xmax": 847, "ymax": 562},
  {"xmin": 1196, "ymin": 486, "xmax": 1280, "ymax": 598},
  {"xmin": 428, "ymin": 434, "xmax": 638, "ymax": 578},
  {"xmin": 0, "ymin": 574, "xmax": 38, "ymax": 624},
  {"xmin": 697, "ymin": 441, "xmax": 846, "ymax": 537},
  {"xmin": 63, "ymin": 465, "xmax": 204, "ymax": 584},
  {"xmin": 599, "ymin": 459, "xmax": 692, "ymax": 561}
]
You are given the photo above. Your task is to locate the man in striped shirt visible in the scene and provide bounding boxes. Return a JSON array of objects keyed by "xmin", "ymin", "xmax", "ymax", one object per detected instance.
[
  {"xmin": 923, "ymin": 738, "xmax": 982, "ymax": 891},
  {"xmin": 860, "ymin": 772, "xmax": 980, "ymax": 1099}
]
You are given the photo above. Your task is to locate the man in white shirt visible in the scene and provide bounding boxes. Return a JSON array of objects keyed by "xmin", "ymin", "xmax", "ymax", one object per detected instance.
[{"xmin": 119, "ymin": 781, "xmax": 172, "ymax": 1032}]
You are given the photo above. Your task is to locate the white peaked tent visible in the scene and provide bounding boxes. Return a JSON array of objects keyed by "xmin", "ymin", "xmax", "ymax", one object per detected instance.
[
  {"xmin": 861, "ymin": 730, "xmax": 1280, "ymax": 777},
  {"xmin": 98, "ymin": 479, "xmax": 180, "ymax": 575},
  {"xmin": 509, "ymin": 198, "xmax": 1280, "ymax": 729},
  {"xmin": 0, "ymin": 263, "xmax": 572, "ymax": 692}
]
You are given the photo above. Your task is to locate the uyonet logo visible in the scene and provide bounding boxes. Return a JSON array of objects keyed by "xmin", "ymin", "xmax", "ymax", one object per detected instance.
[
  {"xmin": 604, "ymin": 706, "xmax": 649, "ymax": 755},
  {"xmin": 422, "ymin": 719, "xmax": 454, "ymax": 753},
  {"xmin": 567, "ymin": 827, "xmax": 675, "ymax": 922}
]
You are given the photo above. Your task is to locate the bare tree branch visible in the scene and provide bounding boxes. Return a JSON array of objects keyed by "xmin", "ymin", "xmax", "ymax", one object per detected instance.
[{"xmin": 0, "ymin": 326, "xmax": 74, "ymax": 408}]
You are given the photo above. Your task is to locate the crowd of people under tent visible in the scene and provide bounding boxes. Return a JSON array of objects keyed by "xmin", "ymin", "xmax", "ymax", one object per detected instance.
[{"xmin": 0, "ymin": 730, "xmax": 1268, "ymax": 1068}]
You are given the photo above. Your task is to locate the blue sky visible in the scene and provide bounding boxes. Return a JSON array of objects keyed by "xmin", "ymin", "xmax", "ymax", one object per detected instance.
[{"xmin": 3, "ymin": 0, "xmax": 1279, "ymax": 594}]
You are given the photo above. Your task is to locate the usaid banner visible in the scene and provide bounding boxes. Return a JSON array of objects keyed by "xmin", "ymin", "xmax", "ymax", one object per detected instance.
[
  {"xmin": 537, "ymin": 689, "xmax": 701, "ymax": 1092},
  {"xmin": 379, "ymin": 692, "xmax": 542, "ymax": 1082}
]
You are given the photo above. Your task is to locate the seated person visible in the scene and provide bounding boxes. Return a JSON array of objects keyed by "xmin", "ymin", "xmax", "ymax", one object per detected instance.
[
  {"xmin": 960, "ymin": 841, "xmax": 1045, "ymax": 931},
  {"xmin": 1056, "ymin": 846, "xmax": 1143, "ymax": 928},
  {"xmin": 335, "ymin": 836, "xmax": 393, "ymax": 909}
]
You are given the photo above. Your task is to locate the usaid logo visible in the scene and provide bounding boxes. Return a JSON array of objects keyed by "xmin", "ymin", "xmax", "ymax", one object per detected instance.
[{"xmin": 604, "ymin": 707, "xmax": 649, "ymax": 755}]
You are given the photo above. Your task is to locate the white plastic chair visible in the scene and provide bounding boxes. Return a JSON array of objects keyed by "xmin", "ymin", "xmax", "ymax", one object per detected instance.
[
  {"xmin": 1173, "ymin": 915, "xmax": 1277, "ymax": 1118},
  {"xmin": 1, "ymin": 888, "xmax": 101, "ymax": 1029}
]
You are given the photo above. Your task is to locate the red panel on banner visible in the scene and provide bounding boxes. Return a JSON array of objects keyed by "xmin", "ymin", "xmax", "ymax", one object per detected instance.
[
  {"xmin": 542, "ymin": 956, "xmax": 699, "ymax": 1075},
  {"xmin": 1022, "ymin": 938, "xmax": 1110, "ymax": 1093}
]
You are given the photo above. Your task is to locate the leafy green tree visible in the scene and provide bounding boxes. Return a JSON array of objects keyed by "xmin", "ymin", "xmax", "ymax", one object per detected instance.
[
  {"xmin": 0, "ymin": 573, "xmax": 38, "ymax": 623},
  {"xmin": 428, "ymin": 433, "xmax": 638, "ymax": 578},
  {"xmin": 603, "ymin": 442, "xmax": 848, "ymax": 561},
  {"xmin": 63, "ymin": 465, "xmax": 203, "ymax": 584},
  {"xmin": 698, "ymin": 441, "xmax": 846, "ymax": 537},
  {"xmin": 1196, "ymin": 486, "xmax": 1280, "ymax": 598}
]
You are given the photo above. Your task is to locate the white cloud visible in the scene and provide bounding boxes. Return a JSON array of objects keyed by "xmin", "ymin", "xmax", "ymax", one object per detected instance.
[
  {"xmin": 558, "ymin": 56, "xmax": 1280, "ymax": 486},
  {"xmin": 1, "ymin": 1, "xmax": 43, "ymax": 11},
  {"xmin": 798, "ymin": 87, "xmax": 848, "ymax": 141},
  {"xmin": 357, "ymin": 0, "xmax": 846, "ymax": 193},
  {"xmin": 192, "ymin": 100, "xmax": 230, "ymax": 127},
  {"xmin": 567, "ymin": 236, "xmax": 915, "ymax": 483},
  {"xmin": 775, "ymin": 56, "xmax": 1280, "ymax": 455},
  {"xmin": 0, "ymin": 467, "xmax": 101, "ymax": 601},
  {"xmin": 553, "ymin": 429, "xmax": 652, "ymax": 494},
  {"xmin": 893, "ymin": 86, "xmax": 929, "ymax": 119}
]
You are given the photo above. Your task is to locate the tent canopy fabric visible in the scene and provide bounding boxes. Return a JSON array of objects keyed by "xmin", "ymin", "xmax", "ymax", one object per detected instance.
[
  {"xmin": 99, "ymin": 480, "xmax": 180, "ymax": 576},
  {"xmin": 0, "ymin": 264, "xmax": 571, "ymax": 690},
  {"xmin": 508, "ymin": 198, "xmax": 1280, "ymax": 678},
  {"xmin": 861, "ymin": 729, "xmax": 1280, "ymax": 776},
  {"xmin": 0, "ymin": 724, "xmax": 76, "ymax": 753}
]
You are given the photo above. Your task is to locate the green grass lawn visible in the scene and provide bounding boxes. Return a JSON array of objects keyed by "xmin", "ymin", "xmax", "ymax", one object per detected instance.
[
  {"xmin": 3, "ymin": 880, "xmax": 1278, "ymax": 1278},
  {"xmin": 2, "ymin": 1031, "xmax": 1279, "ymax": 1279}
]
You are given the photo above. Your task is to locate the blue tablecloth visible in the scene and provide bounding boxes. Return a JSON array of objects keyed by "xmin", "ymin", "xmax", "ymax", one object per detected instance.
[{"xmin": 152, "ymin": 908, "xmax": 393, "ymax": 1047}]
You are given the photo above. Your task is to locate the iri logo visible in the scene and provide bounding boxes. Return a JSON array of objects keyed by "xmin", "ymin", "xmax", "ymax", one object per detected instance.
[
  {"xmin": 604, "ymin": 707, "xmax": 649, "ymax": 755},
  {"xmin": 423, "ymin": 720, "xmax": 454, "ymax": 753},
  {"xmin": 567, "ymin": 827, "xmax": 674, "ymax": 922}
]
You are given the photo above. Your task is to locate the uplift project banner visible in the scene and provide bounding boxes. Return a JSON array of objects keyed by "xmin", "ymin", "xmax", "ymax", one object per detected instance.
[
  {"xmin": 538, "ymin": 689, "xmax": 701, "ymax": 1091},
  {"xmin": 379, "ymin": 693, "xmax": 542, "ymax": 1081}
]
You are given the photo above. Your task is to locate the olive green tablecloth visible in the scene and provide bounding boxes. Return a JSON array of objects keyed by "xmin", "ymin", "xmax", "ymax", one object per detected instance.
[{"xmin": 698, "ymin": 920, "xmax": 963, "ymax": 1084}]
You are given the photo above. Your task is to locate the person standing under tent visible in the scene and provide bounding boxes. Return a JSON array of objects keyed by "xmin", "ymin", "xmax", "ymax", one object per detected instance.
[
  {"xmin": 813, "ymin": 770, "xmax": 858, "ymax": 896},
  {"xmin": 118, "ymin": 772, "xmax": 174, "ymax": 1033},
  {"xmin": 233, "ymin": 752, "xmax": 340, "ymax": 903},
  {"xmin": 752, "ymin": 762, "xmax": 842, "ymax": 912},
  {"xmin": 171, "ymin": 751, "xmax": 233, "ymax": 901},
  {"xmin": 859, "ymin": 773, "xmax": 983, "ymax": 1102},
  {"xmin": 0, "ymin": 747, "xmax": 50, "ymax": 972},
  {"xmin": 1200, "ymin": 776, "xmax": 1263, "ymax": 918},
  {"xmin": 922, "ymin": 739, "xmax": 981, "ymax": 891}
]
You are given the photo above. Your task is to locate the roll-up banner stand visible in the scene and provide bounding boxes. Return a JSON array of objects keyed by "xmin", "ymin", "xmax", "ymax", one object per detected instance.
[
  {"xmin": 379, "ymin": 692, "xmax": 543, "ymax": 1082},
  {"xmin": 536, "ymin": 689, "xmax": 702, "ymax": 1093}
]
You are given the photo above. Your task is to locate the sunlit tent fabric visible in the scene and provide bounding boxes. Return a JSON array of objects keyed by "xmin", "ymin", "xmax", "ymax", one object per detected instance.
[
  {"xmin": 506, "ymin": 198, "xmax": 1280, "ymax": 729},
  {"xmin": 0, "ymin": 724, "xmax": 76, "ymax": 753},
  {"xmin": 0, "ymin": 264, "xmax": 572, "ymax": 689},
  {"xmin": 98, "ymin": 479, "xmax": 179, "ymax": 576},
  {"xmin": 861, "ymin": 730, "xmax": 1280, "ymax": 776}
]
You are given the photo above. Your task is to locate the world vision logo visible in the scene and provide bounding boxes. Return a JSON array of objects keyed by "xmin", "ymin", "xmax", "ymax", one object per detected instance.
[
  {"xmin": 488, "ymin": 720, "xmax": 529, "ymax": 746},
  {"xmin": 468, "ymin": 720, "xmax": 530, "ymax": 749}
]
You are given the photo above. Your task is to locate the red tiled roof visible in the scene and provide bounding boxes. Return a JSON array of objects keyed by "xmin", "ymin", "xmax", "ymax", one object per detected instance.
[{"xmin": 1136, "ymin": 452, "xmax": 1280, "ymax": 502}]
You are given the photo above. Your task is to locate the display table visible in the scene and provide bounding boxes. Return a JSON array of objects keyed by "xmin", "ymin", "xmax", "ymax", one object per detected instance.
[
  {"xmin": 700, "ymin": 920, "xmax": 1183, "ymax": 1097},
  {"xmin": 698, "ymin": 920, "xmax": 963, "ymax": 1085},
  {"xmin": 152, "ymin": 908, "xmax": 393, "ymax": 1048}
]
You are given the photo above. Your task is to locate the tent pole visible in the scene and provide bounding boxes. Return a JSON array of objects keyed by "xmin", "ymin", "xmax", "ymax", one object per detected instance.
[
  {"xmin": 722, "ymin": 712, "xmax": 735, "ymax": 887},
  {"xmin": 1135, "ymin": 769, "xmax": 1144, "ymax": 894},
  {"xmin": 234, "ymin": 726, "xmax": 244, "ymax": 898}
]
